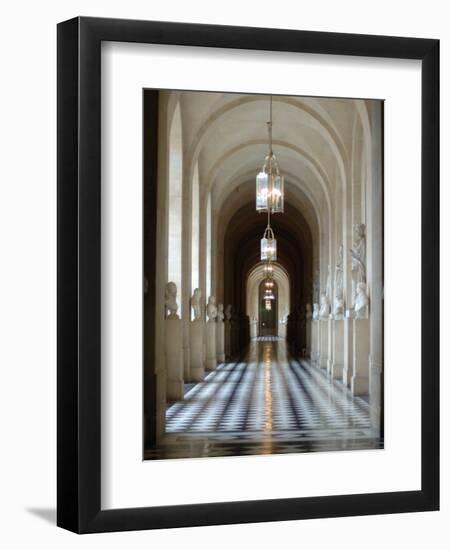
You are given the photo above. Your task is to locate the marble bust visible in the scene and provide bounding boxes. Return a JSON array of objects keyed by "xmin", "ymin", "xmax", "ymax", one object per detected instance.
[
  {"xmin": 206, "ymin": 296, "xmax": 218, "ymax": 322},
  {"xmin": 225, "ymin": 304, "xmax": 232, "ymax": 321},
  {"xmin": 354, "ymin": 282, "xmax": 369, "ymax": 319},
  {"xmin": 319, "ymin": 291, "xmax": 330, "ymax": 319},
  {"xmin": 165, "ymin": 281, "xmax": 179, "ymax": 319},
  {"xmin": 190, "ymin": 288, "xmax": 202, "ymax": 321},
  {"xmin": 217, "ymin": 303, "xmax": 224, "ymax": 322},
  {"xmin": 305, "ymin": 303, "xmax": 313, "ymax": 321},
  {"xmin": 312, "ymin": 303, "xmax": 320, "ymax": 321},
  {"xmin": 332, "ymin": 291, "xmax": 345, "ymax": 319}
]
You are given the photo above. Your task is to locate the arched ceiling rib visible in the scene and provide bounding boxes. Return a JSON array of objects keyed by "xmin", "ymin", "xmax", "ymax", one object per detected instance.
[
  {"xmin": 183, "ymin": 94, "xmax": 354, "ymax": 205},
  {"xmin": 203, "ymin": 140, "xmax": 332, "ymax": 225}
]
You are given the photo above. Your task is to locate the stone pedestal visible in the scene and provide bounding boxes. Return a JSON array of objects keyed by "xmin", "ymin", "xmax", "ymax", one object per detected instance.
[
  {"xmin": 319, "ymin": 318, "xmax": 329, "ymax": 369},
  {"xmin": 351, "ymin": 318, "xmax": 370, "ymax": 395},
  {"xmin": 342, "ymin": 315, "xmax": 353, "ymax": 387},
  {"xmin": 369, "ymin": 356, "xmax": 383, "ymax": 433},
  {"xmin": 165, "ymin": 318, "xmax": 183, "ymax": 400},
  {"xmin": 311, "ymin": 320, "xmax": 320, "ymax": 362},
  {"xmin": 326, "ymin": 317, "xmax": 333, "ymax": 375},
  {"xmin": 216, "ymin": 320, "xmax": 225, "ymax": 363},
  {"xmin": 224, "ymin": 320, "xmax": 231, "ymax": 359},
  {"xmin": 306, "ymin": 319, "xmax": 312, "ymax": 357},
  {"xmin": 182, "ymin": 313, "xmax": 191, "ymax": 382},
  {"xmin": 205, "ymin": 321, "xmax": 217, "ymax": 370},
  {"xmin": 331, "ymin": 319, "xmax": 344, "ymax": 380},
  {"xmin": 190, "ymin": 319, "xmax": 205, "ymax": 382}
]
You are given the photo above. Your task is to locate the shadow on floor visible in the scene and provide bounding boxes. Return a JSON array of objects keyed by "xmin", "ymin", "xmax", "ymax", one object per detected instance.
[{"xmin": 26, "ymin": 507, "xmax": 56, "ymax": 525}]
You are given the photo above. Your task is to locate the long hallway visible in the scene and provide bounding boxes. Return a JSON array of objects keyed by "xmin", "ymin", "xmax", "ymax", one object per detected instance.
[{"xmin": 145, "ymin": 338, "xmax": 382, "ymax": 460}]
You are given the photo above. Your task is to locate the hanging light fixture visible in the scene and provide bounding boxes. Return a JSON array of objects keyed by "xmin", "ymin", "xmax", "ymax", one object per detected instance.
[
  {"xmin": 265, "ymin": 300, "xmax": 272, "ymax": 311},
  {"xmin": 263, "ymin": 262, "xmax": 274, "ymax": 278},
  {"xmin": 260, "ymin": 225, "xmax": 277, "ymax": 261},
  {"xmin": 256, "ymin": 96, "xmax": 284, "ymax": 214}
]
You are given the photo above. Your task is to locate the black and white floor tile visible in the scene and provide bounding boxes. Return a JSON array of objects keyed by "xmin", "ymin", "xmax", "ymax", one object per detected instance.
[{"xmin": 145, "ymin": 338, "xmax": 383, "ymax": 460}]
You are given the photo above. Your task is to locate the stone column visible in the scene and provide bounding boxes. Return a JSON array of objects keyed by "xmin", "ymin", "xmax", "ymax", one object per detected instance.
[
  {"xmin": 367, "ymin": 100, "xmax": 384, "ymax": 433},
  {"xmin": 205, "ymin": 321, "xmax": 217, "ymax": 370},
  {"xmin": 216, "ymin": 319, "xmax": 225, "ymax": 363},
  {"xmin": 351, "ymin": 318, "xmax": 370, "ymax": 395},
  {"xmin": 165, "ymin": 317, "xmax": 183, "ymax": 400},
  {"xmin": 190, "ymin": 319, "xmax": 205, "ymax": 381},
  {"xmin": 331, "ymin": 319, "xmax": 345, "ymax": 380}
]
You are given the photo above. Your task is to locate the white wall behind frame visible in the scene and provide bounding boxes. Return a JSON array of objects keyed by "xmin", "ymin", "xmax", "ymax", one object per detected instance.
[{"xmin": 101, "ymin": 41, "xmax": 421, "ymax": 510}]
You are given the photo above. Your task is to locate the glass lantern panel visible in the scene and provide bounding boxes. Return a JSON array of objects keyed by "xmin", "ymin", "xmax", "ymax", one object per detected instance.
[
  {"xmin": 261, "ymin": 237, "xmax": 277, "ymax": 261},
  {"xmin": 271, "ymin": 175, "xmax": 284, "ymax": 213},
  {"xmin": 256, "ymin": 171, "xmax": 269, "ymax": 211}
]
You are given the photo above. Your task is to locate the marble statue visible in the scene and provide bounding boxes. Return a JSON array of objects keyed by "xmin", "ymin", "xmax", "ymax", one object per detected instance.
[
  {"xmin": 350, "ymin": 224, "xmax": 367, "ymax": 303},
  {"xmin": 207, "ymin": 296, "xmax": 218, "ymax": 322},
  {"xmin": 217, "ymin": 303, "xmax": 224, "ymax": 322},
  {"xmin": 326, "ymin": 264, "xmax": 332, "ymax": 302},
  {"xmin": 225, "ymin": 304, "xmax": 232, "ymax": 321},
  {"xmin": 165, "ymin": 281, "xmax": 179, "ymax": 319},
  {"xmin": 305, "ymin": 303, "xmax": 313, "ymax": 321},
  {"xmin": 313, "ymin": 269, "xmax": 320, "ymax": 305},
  {"xmin": 354, "ymin": 282, "xmax": 369, "ymax": 318},
  {"xmin": 333, "ymin": 245, "xmax": 344, "ymax": 318},
  {"xmin": 313, "ymin": 303, "xmax": 320, "ymax": 321},
  {"xmin": 319, "ymin": 291, "xmax": 330, "ymax": 319},
  {"xmin": 190, "ymin": 288, "xmax": 202, "ymax": 320},
  {"xmin": 334, "ymin": 244, "xmax": 344, "ymax": 298}
]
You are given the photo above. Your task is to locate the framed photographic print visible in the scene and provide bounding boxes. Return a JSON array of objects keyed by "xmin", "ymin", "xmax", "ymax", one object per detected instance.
[{"xmin": 57, "ymin": 17, "xmax": 439, "ymax": 533}]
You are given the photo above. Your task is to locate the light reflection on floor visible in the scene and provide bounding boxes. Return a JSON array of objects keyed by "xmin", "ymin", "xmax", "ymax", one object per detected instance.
[{"xmin": 144, "ymin": 337, "xmax": 383, "ymax": 460}]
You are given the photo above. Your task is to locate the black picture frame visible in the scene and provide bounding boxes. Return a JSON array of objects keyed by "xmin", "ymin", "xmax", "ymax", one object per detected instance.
[{"xmin": 57, "ymin": 16, "xmax": 439, "ymax": 534}]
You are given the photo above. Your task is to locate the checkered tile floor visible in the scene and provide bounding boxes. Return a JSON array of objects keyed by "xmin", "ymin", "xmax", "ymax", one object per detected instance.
[{"xmin": 145, "ymin": 337, "xmax": 383, "ymax": 460}]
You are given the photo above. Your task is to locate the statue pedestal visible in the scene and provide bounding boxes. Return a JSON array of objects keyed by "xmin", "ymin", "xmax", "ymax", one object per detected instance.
[
  {"xmin": 224, "ymin": 320, "xmax": 231, "ymax": 359},
  {"xmin": 311, "ymin": 320, "xmax": 319, "ymax": 362},
  {"xmin": 205, "ymin": 321, "xmax": 217, "ymax": 370},
  {"xmin": 216, "ymin": 320, "xmax": 225, "ymax": 363},
  {"xmin": 183, "ymin": 323, "xmax": 191, "ymax": 382},
  {"xmin": 165, "ymin": 318, "xmax": 183, "ymax": 400},
  {"xmin": 306, "ymin": 319, "xmax": 312, "ymax": 357},
  {"xmin": 342, "ymin": 314, "xmax": 354, "ymax": 387},
  {"xmin": 190, "ymin": 319, "xmax": 205, "ymax": 382},
  {"xmin": 351, "ymin": 318, "xmax": 370, "ymax": 395},
  {"xmin": 326, "ymin": 317, "xmax": 333, "ymax": 375},
  {"xmin": 331, "ymin": 319, "xmax": 344, "ymax": 380},
  {"xmin": 319, "ymin": 318, "xmax": 329, "ymax": 369},
  {"xmin": 369, "ymin": 356, "xmax": 383, "ymax": 434}
]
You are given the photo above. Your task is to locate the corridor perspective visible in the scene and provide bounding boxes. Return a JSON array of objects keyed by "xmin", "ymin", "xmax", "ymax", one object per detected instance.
[{"xmin": 143, "ymin": 89, "xmax": 384, "ymax": 460}]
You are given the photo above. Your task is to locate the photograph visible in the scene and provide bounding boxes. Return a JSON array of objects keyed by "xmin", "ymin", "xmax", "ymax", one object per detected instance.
[{"xmin": 143, "ymin": 89, "xmax": 384, "ymax": 460}]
